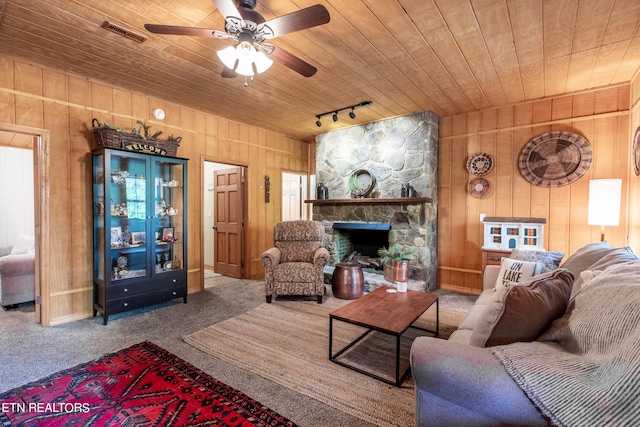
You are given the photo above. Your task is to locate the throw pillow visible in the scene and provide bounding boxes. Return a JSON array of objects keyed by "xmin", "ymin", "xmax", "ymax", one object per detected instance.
[
  {"xmin": 569, "ymin": 246, "xmax": 638, "ymax": 298},
  {"xmin": 494, "ymin": 257, "xmax": 539, "ymax": 289},
  {"xmin": 11, "ymin": 233, "xmax": 34, "ymax": 255},
  {"xmin": 510, "ymin": 249, "xmax": 565, "ymax": 273},
  {"xmin": 559, "ymin": 241, "xmax": 616, "ymax": 279},
  {"xmin": 470, "ymin": 269, "xmax": 574, "ymax": 347}
]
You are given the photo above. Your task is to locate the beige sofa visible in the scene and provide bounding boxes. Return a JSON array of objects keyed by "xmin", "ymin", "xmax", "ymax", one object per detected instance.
[{"xmin": 411, "ymin": 242, "xmax": 640, "ymax": 426}]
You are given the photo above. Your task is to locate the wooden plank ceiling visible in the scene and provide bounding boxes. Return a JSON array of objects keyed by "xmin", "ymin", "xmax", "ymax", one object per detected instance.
[{"xmin": 0, "ymin": 0, "xmax": 639, "ymax": 141}]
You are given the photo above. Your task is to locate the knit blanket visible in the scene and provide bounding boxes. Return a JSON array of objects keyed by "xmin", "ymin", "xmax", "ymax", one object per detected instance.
[{"xmin": 491, "ymin": 261, "xmax": 640, "ymax": 427}]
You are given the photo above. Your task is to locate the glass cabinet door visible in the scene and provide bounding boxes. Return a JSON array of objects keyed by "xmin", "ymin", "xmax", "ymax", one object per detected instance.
[
  {"xmin": 108, "ymin": 152, "xmax": 149, "ymax": 281},
  {"xmin": 93, "ymin": 153, "xmax": 106, "ymax": 281},
  {"xmin": 153, "ymin": 159, "xmax": 185, "ymax": 273}
]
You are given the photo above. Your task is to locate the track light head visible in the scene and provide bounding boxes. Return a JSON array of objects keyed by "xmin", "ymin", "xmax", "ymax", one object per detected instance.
[
  {"xmin": 349, "ymin": 108, "xmax": 356, "ymax": 119},
  {"xmin": 332, "ymin": 112, "xmax": 338, "ymax": 122},
  {"xmin": 316, "ymin": 119, "xmax": 322, "ymax": 127}
]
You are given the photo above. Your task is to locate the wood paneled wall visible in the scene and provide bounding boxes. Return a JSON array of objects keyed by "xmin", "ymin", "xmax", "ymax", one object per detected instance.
[
  {"xmin": 439, "ymin": 84, "xmax": 632, "ymax": 294},
  {"xmin": 0, "ymin": 56, "xmax": 309, "ymax": 326}
]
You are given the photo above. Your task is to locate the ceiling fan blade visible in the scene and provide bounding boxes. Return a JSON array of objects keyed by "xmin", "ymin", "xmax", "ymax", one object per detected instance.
[
  {"xmin": 144, "ymin": 24, "xmax": 224, "ymax": 38},
  {"xmin": 267, "ymin": 45, "xmax": 317, "ymax": 77},
  {"xmin": 212, "ymin": 0, "xmax": 244, "ymax": 23},
  {"xmin": 221, "ymin": 67, "xmax": 237, "ymax": 78},
  {"xmin": 261, "ymin": 4, "xmax": 330, "ymax": 39}
]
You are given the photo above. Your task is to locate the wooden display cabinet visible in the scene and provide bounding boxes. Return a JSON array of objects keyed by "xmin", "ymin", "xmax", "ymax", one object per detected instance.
[{"xmin": 92, "ymin": 148, "xmax": 188, "ymax": 324}]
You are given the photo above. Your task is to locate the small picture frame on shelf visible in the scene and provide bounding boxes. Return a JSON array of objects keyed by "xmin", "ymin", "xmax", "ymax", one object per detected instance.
[
  {"xmin": 110, "ymin": 226, "xmax": 122, "ymax": 244},
  {"xmin": 161, "ymin": 227, "xmax": 174, "ymax": 242},
  {"xmin": 131, "ymin": 231, "xmax": 146, "ymax": 245}
]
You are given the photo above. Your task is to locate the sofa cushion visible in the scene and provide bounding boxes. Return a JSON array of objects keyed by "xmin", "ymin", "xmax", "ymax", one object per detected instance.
[
  {"xmin": 510, "ymin": 249, "xmax": 565, "ymax": 273},
  {"xmin": 470, "ymin": 269, "xmax": 574, "ymax": 347},
  {"xmin": 10, "ymin": 234, "xmax": 34, "ymax": 255},
  {"xmin": 494, "ymin": 258, "xmax": 539, "ymax": 289}
]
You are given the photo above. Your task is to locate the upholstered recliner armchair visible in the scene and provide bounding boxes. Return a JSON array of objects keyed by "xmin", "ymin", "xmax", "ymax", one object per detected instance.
[{"xmin": 260, "ymin": 220, "xmax": 329, "ymax": 304}]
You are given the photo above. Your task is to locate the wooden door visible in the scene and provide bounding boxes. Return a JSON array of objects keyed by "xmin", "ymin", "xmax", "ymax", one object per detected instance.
[{"xmin": 214, "ymin": 167, "xmax": 243, "ymax": 278}]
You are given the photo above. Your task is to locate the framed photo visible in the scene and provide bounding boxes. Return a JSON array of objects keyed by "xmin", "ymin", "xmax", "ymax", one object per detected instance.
[
  {"xmin": 161, "ymin": 227, "xmax": 174, "ymax": 241},
  {"xmin": 131, "ymin": 231, "xmax": 146, "ymax": 245},
  {"xmin": 110, "ymin": 226, "xmax": 122, "ymax": 243}
]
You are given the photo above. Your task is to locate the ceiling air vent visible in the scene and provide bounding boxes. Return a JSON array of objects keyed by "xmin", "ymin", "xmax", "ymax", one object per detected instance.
[{"xmin": 101, "ymin": 21, "xmax": 147, "ymax": 43}]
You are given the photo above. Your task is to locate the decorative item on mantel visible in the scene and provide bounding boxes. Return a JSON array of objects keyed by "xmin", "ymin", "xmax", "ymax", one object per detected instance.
[
  {"xmin": 401, "ymin": 183, "xmax": 416, "ymax": 197},
  {"xmin": 316, "ymin": 182, "xmax": 329, "ymax": 200},
  {"xmin": 92, "ymin": 119, "xmax": 181, "ymax": 156},
  {"xmin": 348, "ymin": 169, "xmax": 376, "ymax": 198}
]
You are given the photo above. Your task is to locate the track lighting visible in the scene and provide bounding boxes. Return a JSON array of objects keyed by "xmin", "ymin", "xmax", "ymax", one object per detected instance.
[{"xmin": 314, "ymin": 101, "xmax": 372, "ymax": 127}]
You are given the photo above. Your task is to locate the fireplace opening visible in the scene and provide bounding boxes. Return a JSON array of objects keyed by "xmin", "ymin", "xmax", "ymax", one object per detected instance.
[{"xmin": 332, "ymin": 223, "xmax": 390, "ymax": 267}]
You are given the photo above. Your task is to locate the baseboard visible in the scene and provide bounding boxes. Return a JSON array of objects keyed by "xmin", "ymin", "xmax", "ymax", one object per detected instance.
[{"xmin": 438, "ymin": 283, "xmax": 481, "ymax": 296}]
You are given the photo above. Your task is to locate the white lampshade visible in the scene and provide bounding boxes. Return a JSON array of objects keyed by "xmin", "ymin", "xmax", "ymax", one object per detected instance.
[
  {"xmin": 216, "ymin": 46, "xmax": 238, "ymax": 69},
  {"xmin": 235, "ymin": 58, "xmax": 255, "ymax": 76},
  {"xmin": 588, "ymin": 179, "xmax": 622, "ymax": 227},
  {"xmin": 254, "ymin": 51, "xmax": 273, "ymax": 74}
]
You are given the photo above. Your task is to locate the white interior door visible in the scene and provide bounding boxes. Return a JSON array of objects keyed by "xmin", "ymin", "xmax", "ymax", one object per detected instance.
[{"xmin": 282, "ymin": 172, "xmax": 306, "ymax": 221}]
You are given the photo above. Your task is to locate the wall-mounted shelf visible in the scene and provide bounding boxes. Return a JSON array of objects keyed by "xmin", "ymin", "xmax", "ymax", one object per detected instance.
[{"xmin": 305, "ymin": 197, "xmax": 432, "ymax": 205}]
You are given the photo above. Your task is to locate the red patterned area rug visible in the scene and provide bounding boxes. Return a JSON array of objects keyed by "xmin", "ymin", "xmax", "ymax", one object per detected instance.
[{"xmin": 0, "ymin": 341, "xmax": 297, "ymax": 427}]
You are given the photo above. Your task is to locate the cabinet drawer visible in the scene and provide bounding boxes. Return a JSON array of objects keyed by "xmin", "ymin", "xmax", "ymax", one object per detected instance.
[
  {"xmin": 106, "ymin": 285, "xmax": 186, "ymax": 314},
  {"xmin": 482, "ymin": 249, "xmax": 511, "ymax": 270},
  {"xmin": 106, "ymin": 272, "xmax": 186, "ymax": 298}
]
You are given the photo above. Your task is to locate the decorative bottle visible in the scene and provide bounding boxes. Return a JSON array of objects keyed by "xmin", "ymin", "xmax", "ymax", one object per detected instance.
[{"xmin": 316, "ymin": 183, "xmax": 329, "ymax": 200}]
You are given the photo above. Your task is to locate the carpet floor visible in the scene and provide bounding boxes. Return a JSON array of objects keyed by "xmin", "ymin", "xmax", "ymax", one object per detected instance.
[{"xmin": 183, "ymin": 295, "xmax": 467, "ymax": 427}]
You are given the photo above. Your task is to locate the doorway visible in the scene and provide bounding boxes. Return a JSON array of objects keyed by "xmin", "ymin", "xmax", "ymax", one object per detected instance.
[
  {"xmin": 0, "ymin": 124, "xmax": 47, "ymax": 324},
  {"xmin": 282, "ymin": 171, "xmax": 307, "ymax": 221},
  {"xmin": 203, "ymin": 159, "xmax": 246, "ymax": 283}
]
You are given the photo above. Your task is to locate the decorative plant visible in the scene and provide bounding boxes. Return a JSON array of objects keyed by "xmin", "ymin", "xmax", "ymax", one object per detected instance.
[
  {"xmin": 377, "ymin": 245, "xmax": 418, "ymax": 264},
  {"xmin": 348, "ymin": 173, "xmax": 361, "ymax": 192},
  {"xmin": 132, "ymin": 120, "xmax": 162, "ymax": 139}
]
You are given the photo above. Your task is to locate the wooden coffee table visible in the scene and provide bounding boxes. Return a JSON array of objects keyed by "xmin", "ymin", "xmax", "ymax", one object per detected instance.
[{"xmin": 329, "ymin": 285, "xmax": 439, "ymax": 387}]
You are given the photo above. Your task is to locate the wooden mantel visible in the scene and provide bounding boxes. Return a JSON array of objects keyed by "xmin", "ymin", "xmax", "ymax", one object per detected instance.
[{"xmin": 304, "ymin": 197, "xmax": 432, "ymax": 205}]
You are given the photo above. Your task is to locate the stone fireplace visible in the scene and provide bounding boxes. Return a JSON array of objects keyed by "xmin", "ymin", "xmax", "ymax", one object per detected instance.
[{"xmin": 313, "ymin": 111, "xmax": 439, "ymax": 292}]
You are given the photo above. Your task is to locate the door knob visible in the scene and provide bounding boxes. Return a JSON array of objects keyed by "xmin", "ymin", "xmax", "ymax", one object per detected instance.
[{"xmin": 212, "ymin": 226, "xmax": 217, "ymax": 230}]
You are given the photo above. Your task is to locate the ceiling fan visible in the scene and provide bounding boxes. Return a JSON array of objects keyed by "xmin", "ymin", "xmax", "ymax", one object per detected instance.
[{"xmin": 144, "ymin": 0, "xmax": 330, "ymax": 83}]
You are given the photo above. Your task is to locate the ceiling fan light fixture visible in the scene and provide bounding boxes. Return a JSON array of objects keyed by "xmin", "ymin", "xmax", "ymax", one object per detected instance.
[{"xmin": 217, "ymin": 46, "xmax": 238, "ymax": 69}]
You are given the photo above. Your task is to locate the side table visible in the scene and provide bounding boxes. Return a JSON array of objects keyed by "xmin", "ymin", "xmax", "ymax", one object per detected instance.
[{"xmin": 331, "ymin": 262, "xmax": 364, "ymax": 299}]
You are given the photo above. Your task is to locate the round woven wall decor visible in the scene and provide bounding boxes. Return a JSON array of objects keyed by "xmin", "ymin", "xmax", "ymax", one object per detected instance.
[
  {"xmin": 518, "ymin": 131, "xmax": 592, "ymax": 188},
  {"xmin": 467, "ymin": 177, "xmax": 490, "ymax": 198},
  {"xmin": 466, "ymin": 152, "xmax": 494, "ymax": 176},
  {"xmin": 633, "ymin": 126, "xmax": 640, "ymax": 176}
]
